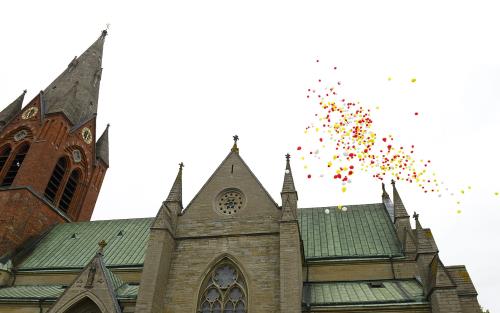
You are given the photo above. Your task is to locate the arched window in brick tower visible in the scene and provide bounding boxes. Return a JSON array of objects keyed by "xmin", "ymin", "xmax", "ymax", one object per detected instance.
[
  {"xmin": 59, "ymin": 169, "xmax": 80, "ymax": 212},
  {"xmin": 0, "ymin": 143, "xmax": 30, "ymax": 187},
  {"xmin": 197, "ymin": 260, "xmax": 247, "ymax": 313},
  {"xmin": 44, "ymin": 157, "xmax": 68, "ymax": 203},
  {"xmin": 0, "ymin": 146, "xmax": 12, "ymax": 175}
]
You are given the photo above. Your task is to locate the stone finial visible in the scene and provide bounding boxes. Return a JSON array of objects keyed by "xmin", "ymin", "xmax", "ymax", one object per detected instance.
[
  {"xmin": 179, "ymin": 162, "xmax": 184, "ymax": 170},
  {"xmin": 285, "ymin": 153, "xmax": 291, "ymax": 161},
  {"xmin": 98, "ymin": 240, "xmax": 107, "ymax": 254},
  {"xmin": 413, "ymin": 211, "xmax": 419, "ymax": 221},
  {"xmin": 391, "ymin": 179, "xmax": 396, "ymax": 185},
  {"xmin": 231, "ymin": 135, "xmax": 239, "ymax": 153}
]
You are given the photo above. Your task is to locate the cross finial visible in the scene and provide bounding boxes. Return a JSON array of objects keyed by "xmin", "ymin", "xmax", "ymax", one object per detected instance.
[
  {"xmin": 231, "ymin": 135, "xmax": 239, "ymax": 153},
  {"xmin": 98, "ymin": 240, "xmax": 107, "ymax": 254},
  {"xmin": 285, "ymin": 153, "xmax": 291, "ymax": 161},
  {"xmin": 179, "ymin": 162, "xmax": 184, "ymax": 170},
  {"xmin": 413, "ymin": 211, "xmax": 419, "ymax": 221}
]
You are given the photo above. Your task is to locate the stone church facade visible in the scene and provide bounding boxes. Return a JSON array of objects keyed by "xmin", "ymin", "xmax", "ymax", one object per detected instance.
[{"xmin": 0, "ymin": 31, "xmax": 482, "ymax": 313}]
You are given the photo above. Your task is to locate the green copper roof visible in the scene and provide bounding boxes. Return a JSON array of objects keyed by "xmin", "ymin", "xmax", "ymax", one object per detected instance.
[
  {"xmin": 298, "ymin": 204, "xmax": 402, "ymax": 260},
  {"xmin": 0, "ymin": 284, "xmax": 139, "ymax": 300},
  {"xmin": 304, "ymin": 280, "xmax": 425, "ymax": 306},
  {"xmin": 18, "ymin": 218, "xmax": 154, "ymax": 270},
  {"xmin": 0, "ymin": 285, "xmax": 64, "ymax": 299}
]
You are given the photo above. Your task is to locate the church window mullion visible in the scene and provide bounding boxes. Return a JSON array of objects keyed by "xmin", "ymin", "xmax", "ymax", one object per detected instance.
[
  {"xmin": 44, "ymin": 157, "xmax": 68, "ymax": 204},
  {"xmin": 0, "ymin": 143, "xmax": 30, "ymax": 187},
  {"xmin": 59, "ymin": 169, "xmax": 80, "ymax": 213}
]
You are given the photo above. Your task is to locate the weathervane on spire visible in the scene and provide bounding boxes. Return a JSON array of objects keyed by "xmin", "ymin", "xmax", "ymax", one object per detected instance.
[{"xmin": 231, "ymin": 135, "xmax": 239, "ymax": 153}]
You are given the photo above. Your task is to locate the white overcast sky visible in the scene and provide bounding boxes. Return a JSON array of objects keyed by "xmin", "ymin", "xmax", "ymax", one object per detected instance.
[{"xmin": 1, "ymin": 0, "xmax": 499, "ymax": 310}]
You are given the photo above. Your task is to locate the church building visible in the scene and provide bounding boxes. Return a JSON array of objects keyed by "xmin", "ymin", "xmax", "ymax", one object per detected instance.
[{"xmin": 0, "ymin": 31, "xmax": 482, "ymax": 313}]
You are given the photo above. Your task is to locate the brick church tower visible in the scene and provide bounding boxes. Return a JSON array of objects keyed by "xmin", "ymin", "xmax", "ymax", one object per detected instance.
[{"xmin": 0, "ymin": 30, "xmax": 109, "ymax": 257}]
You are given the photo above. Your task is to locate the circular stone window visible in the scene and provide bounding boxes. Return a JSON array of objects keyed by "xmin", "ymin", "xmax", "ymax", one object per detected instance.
[{"xmin": 215, "ymin": 189, "xmax": 245, "ymax": 215}]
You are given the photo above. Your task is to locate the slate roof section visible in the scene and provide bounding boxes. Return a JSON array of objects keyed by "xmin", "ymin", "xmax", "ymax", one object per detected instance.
[
  {"xmin": 0, "ymin": 90, "xmax": 25, "ymax": 127},
  {"xmin": 304, "ymin": 280, "xmax": 425, "ymax": 306},
  {"xmin": 18, "ymin": 218, "xmax": 153, "ymax": 270},
  {"xmin": 298, "ymin": 204, "xmax": 402, "ymax": 260},
  {"xmin": 0, "ymin": 284, "xmax": 139, "ymax": 300}
]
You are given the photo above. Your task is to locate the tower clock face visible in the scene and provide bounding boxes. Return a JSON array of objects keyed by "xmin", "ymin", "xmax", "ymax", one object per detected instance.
[
  {"xmin": 21, "ymin": 107, "xmax": 38, "ymax": 120},
  {"xmin": 81, "ymin": 127, "xmax": 92, "ymax": 144}
]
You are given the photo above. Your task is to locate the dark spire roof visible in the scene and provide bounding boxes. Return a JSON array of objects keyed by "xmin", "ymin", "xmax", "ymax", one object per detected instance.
[
  {"xmin": 42, "ymin": 30, "xmax": 107, "ymax": 127},
  {"xmin": 166, "ymin": 163, "xmax": 183, "ymax": 205},
  {"xmin": 0, "ymin": 90, "xmax": 26, "ymax": 127},
  {"xmin": 96, "ymin": 124, "xmax": 109, "ymax": 167},
  {"xmin": 282, "ymin": 153, "xmax": 296, "ymax": 193}
]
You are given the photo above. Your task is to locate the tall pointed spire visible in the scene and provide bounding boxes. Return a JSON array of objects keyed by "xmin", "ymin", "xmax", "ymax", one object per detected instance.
[
  {"xmin": 382, "ymin": 182, "xmax": 395, "ymax": 222},
  {"xmin": 0, "ymin": 90, "xmax": 26, "ymax": 128},
  {"xmin": 96, "ymin": 124, "xmax": 109, "ymax": 167},
  {"xmin": 391, "ymin": 179, "xmax": 410, "ymax": 219},
  {"xmin": 166, "ymin": 162, "xmax": 183, "ymax": 205},
  {"xmin": 282, "ymin": 153, "xmax": 296, "ymax": 193},
  {"xmin": 42, "ymin": 30, "xmax": 107, "ymax": 126},
  {"xmin": 281, "ymin": 153, "xmax": 298, "ymax": 221}
]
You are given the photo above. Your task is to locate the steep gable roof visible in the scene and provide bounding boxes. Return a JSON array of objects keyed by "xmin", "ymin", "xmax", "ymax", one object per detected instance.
[{"xmin": 184, "ymin": 150, "xmax": 279, "ymax": 213}]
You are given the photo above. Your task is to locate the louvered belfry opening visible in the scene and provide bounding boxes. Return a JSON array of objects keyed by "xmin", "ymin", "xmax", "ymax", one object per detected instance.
[
  {"xmin": 0, "ymin": 143, "xmax": 30, "ymax": 187},
  {"xmin": 59, "ymin": 170, "xmax": 80, "ymax": 212},
  {"xmin": 44, "ymin": 157, "xmax": 67, "ymax": 203},
  {"xmin": 0, "ymin": 146, "xmax": 11, "ymax": 174}
]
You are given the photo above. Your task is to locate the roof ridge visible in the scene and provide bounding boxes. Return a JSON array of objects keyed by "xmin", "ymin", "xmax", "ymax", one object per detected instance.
[
  {"xmin": 55, "ymin": 217, "xmax": 155, "ymax": 225},
  {"xmin": 299, "ymin": 203, "xmax": 384, "ymax": 210}
]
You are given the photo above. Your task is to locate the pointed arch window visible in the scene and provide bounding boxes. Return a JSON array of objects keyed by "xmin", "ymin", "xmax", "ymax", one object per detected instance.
[
  {"xmin": 44, "ymin": 157, "xmax": 68, "ymax": 203},
  {"xmin": 0, "ymin": 146, "xmax": 11, "ymax": 174},
  {"xmin": 59, "ymin": 169, "xmax": 80, "ymax": 212},
  {"xmin": 1, "ymin": 143, "xmax": 30, "ymax": 187},
  {"xmin": 197, "ymin": 260, "xmax": 247, "ymax": 313}
]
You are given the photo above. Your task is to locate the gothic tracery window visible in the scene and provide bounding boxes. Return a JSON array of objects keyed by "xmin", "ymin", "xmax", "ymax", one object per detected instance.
[{"xmin": 198, "ymin": 261, "xmax": 247, "ymax": 313}]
